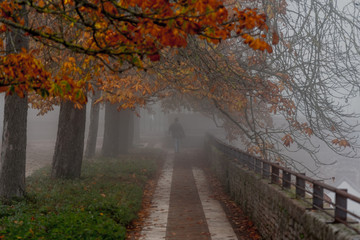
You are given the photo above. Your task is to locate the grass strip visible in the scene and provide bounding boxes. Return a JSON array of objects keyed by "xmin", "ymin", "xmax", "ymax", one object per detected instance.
[{"xmin": 0, "ymin": 149, "xmax": 164, "ymax": 240}]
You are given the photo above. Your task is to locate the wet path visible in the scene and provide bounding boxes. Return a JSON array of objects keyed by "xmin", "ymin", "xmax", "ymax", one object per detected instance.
[
  {"xmin": 166, "ymin": 155, "xmax": 211, "ymax": 240},
  {"xmin": 140, "ymin": 151, "xmax": 238, "ymax": 240}
]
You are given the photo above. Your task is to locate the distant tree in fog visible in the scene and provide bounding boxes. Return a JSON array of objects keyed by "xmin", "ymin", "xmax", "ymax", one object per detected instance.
[
  {"xmin": 102, "ymin": 102, "xmax": 121, "ymax": 157},
  {"xmin": 252, "ymin": 0, "xmax": 360, "ymax": 167},
  {"xmin": 101, "ymin": 102, "xmax": 133, "ymax": 157},
  {"xmin": 85, "ymin": 88, "xmax": 101, "ymax": 158},
  {"xmin": 154, "ymin": 0, "xmax": 360, "ymax": 173}
]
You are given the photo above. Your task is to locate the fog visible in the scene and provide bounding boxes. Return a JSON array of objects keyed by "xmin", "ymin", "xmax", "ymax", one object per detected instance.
[
  {"xmin": 0, "ymin": 95, "xmax": 358, "ymax": 191},
  {"xmin": 0, "ymin": 91, "xmax": 359, "ymax": 216},
  {"xmin": 0, "ymin": 80, "xmax": 358, "ymax": 204},
  {"xmin": 0, "ymin": 97, "xmax": 226, "ymax": 175},
  {"xmin": 0, "ymin": 94, "xmax": 105, "ymax": 176},
  {"xmin": 139, "ymin": 102, "xmax": 225, "ymax": 149}
]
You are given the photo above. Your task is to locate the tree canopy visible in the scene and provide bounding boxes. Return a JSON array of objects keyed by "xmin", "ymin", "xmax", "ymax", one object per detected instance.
[
  {"xmin": 146, "ymin": 0, "xmax": 360, "ymax": 174},
  {"xmin": 0, "ymin": 0, "xmax": 272, "ymax": 102},
  {"xmin": 1, "ymin": 0, "xmax": 359, "ymax": 174}
]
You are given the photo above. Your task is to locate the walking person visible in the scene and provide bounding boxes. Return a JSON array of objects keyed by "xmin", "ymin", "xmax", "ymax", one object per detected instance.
[{"xmin": 168, "ymin": 117, "xmax": 185, "ymax": 153}]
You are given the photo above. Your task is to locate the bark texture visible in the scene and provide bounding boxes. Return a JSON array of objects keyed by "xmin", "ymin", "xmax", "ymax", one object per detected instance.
[
  {"xmin": 118, "ymin": 109, "xmax": 132, "ymax": 154},
  {"xmin": 102, "ymin": 104, "xmax": 134, "ymax": 157},
  {"xmin": 84, "ymin": 89, "xmax": 101, "ymax": 158},
  {"xmin": 51, "ymin": 101, "xmax": 86, "ymax": 179},
  {"xmin": 101, "ymin": 103, "xmax": 121, "ymax": 157},
  {"xmin": 0, "ymin": 95, "xmax": 28, "ymax": 199},
  {"xmin": 0, "ymin": 7, "xmax": 29, "ymax": 199}
]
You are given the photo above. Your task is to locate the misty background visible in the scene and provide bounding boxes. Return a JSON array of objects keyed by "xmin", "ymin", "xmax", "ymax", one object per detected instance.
[{"xmin": 0, "ymin": 89, "xmax": 359, "ymax": 212}]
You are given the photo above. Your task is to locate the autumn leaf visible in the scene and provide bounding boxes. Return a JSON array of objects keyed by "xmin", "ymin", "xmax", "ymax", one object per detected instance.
[
  {"xmin": 332, "ymin": 139, "xmax": 350, "ymax": 147},
  {"xmin": 38, "ymin": 0, "xmax": 45, "ymax": 7},
  {"xmin": 281, "ymin": 134, "xmax": 294, "ymax": 147},
  {"xmin": 303, "ymin": 127, "xmax": 313, "ymax": 137},
  {"xmin": 148, "ymin": 53, "xmax": 160, "ymax": 62},
  {"xmin": 0, "ymin": 0, "xmax": 277, "ymax": 119},
  {"xmin": 272, "ymin": 31, "xmax": 279, "ymax": 45},
  {"xmin": 0, "ymin": 0, "xmax": 273, "ymax": 67}
]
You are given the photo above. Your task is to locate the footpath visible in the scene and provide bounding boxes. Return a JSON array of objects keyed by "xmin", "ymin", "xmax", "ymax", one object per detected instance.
[{"xmin": 138, "ymin": 149, "xmax": 260, "ymax": 240}]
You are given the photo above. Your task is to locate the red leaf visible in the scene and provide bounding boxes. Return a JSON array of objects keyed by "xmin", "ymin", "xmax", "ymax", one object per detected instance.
[
  {"xmin": 148, "ymin": 53, "xmax": 160, "ymax": 61},
  {"xmin": 272, "ymin": 31, "xmax": 279, "ymax": 45}
]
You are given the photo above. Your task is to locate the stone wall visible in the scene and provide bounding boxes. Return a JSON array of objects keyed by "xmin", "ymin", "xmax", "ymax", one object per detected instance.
[{"xmin": 207, "ymin": 146, "xmax": 360, "ymax": 240}]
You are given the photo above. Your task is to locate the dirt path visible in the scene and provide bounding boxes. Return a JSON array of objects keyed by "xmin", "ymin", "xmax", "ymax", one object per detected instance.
[{"xmin": 26, "ymin": 140, "xmax": 55, "ymax": 177}]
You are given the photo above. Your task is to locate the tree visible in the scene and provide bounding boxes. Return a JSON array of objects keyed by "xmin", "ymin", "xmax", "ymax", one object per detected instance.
[
  {"xmin": 51, "ymin": 101, "xmax": 86, "ymax": 178},
  {"xmin": 6, "ymin": 0, "xmax": 357, "ymax": 177},
  {"xmin": 101, "ymin": 103, "xmax": 134, "ymax": 157},
  {"xmin": 239, "ymin": 0, "xmax": 360, "ymax": 169},
  {"xmin": 0, "ymin": 6, "xmax": 29, "ymax": 199},
  {"xmin": 102, "ymin": 102, "xmax": 121, "ymax": 157},
  {"xmin": 50, "ymin": 52, "xmax": 97, "ymax": 178},
  {"xmin": 127, "ymin": 110, "xmax": 136, "ymax": 149},
  {"xmin": 26, "ymin": 43, "xmax": 92, "ymax": 180},
  {"xmin": 151, "ymin": 0, "xmax": 360, "ymax": 176},
  {"xmin": 0, "ymin": 0, "xmax": 273, "ymax": 182},
  {"xmin": 85, "ymin": 88, "xmax": 101, "ymax": 158},
  {"xmin": 118, "ymin": 109, "xmax": 132, "ymax": 154},
  {"xmin": 0, "ymin": 0, "xmax": 272, "ymax": 78}
]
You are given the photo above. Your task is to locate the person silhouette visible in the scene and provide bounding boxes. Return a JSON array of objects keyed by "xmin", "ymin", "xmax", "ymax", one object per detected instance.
[{"xmin": 168, "ymin": 118, "xmax": 185, "ymax": 153}]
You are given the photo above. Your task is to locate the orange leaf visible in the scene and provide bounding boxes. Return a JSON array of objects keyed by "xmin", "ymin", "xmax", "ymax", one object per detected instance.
[
  {"xmin": 332, "ymin": 138, "xmax": 350, "ymax": 147},
  {"xmin": 281, "ymin": 134, "xmax": 293, "ymax": 147},
  {"xmin": 272, "ymin": 31, "xmax": 279, "ymax": 45},
  {"xmin": 38, "ymin": 0, "xmax": 45, "ymax": 7}
]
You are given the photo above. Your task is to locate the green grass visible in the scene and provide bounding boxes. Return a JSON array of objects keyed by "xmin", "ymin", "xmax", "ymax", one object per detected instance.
[{"xmin": 0, "ymin": 149, "xmax": 164, "ymax": 240}]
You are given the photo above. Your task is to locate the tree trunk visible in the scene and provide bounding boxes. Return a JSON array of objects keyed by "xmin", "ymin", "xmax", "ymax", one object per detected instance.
[
  {"xmin": 85, "ymin": 89, "xmax": 101, "ymax": 158},
  {"xmin": 0, "ymin": 95, "xmax": 28, "ymax": 199},
  {"xmin": 101, "ymin": 103, "xmax": 121, "ymax": 157},
  {"xmin": 128, "ymin": 111, "xmax": 135, "ymax": 147},
  {"xmin": 118, "ymin": 109, "xmax": 132, "ymax": 154},
  {"xmin": 51, "ymin": 101, "xmax": 86, "ymax": 179},
  {"xmin": 133, "ymin": 113, "xmax": 140, "ymax": 145},
  {"xmin": 102, "ymin": 104, "xmax": 135, "ymax": 156},
  {"xmin": 0, "ymin": 7, "xmax": 29, "ymax": 199}
]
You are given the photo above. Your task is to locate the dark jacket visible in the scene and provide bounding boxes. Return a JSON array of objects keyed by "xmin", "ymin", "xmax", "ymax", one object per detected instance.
[{"xmin": 169, "ymin": 122, "xmax": 185, "ymax": 138}]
